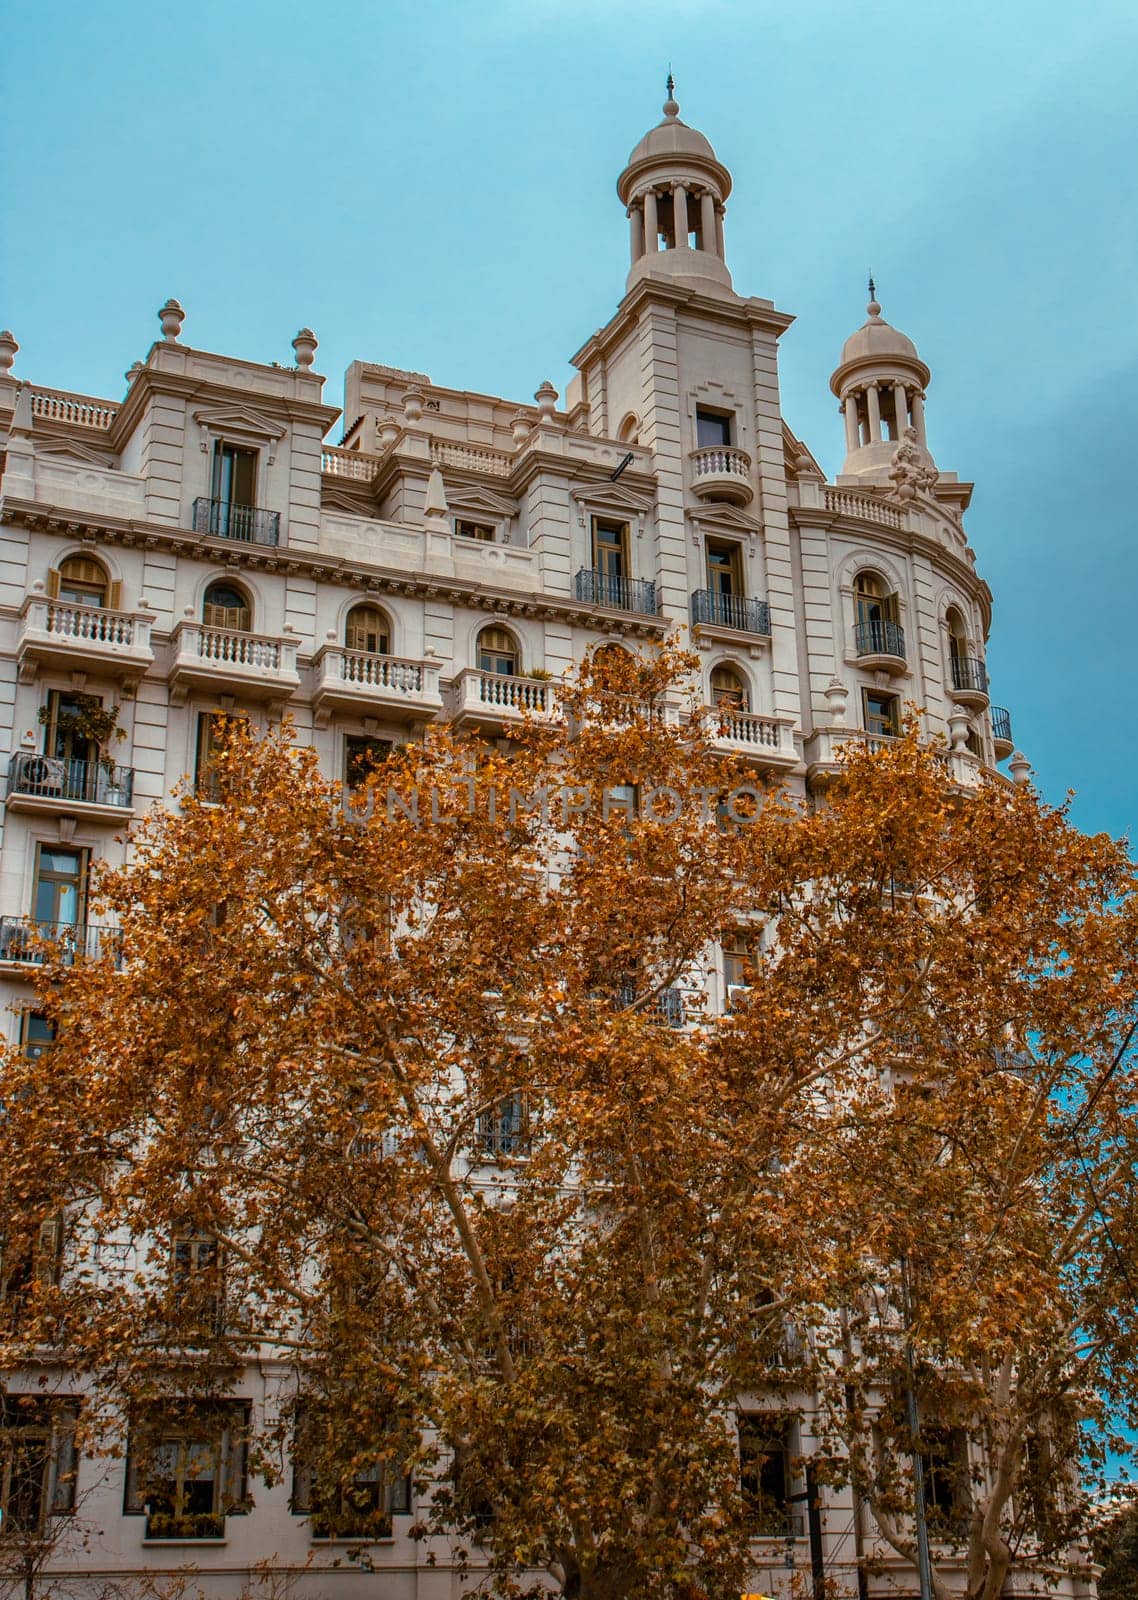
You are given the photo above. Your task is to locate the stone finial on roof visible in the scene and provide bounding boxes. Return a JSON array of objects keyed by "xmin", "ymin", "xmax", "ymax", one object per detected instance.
[
  {"xmin": 534, "ymin": 380, "xmax": 559, "ymax": 423},
  {"xmin": 0, "ymin": 330, "xmax": 18, "ymax": 376},
  {"xmin": 292, "ymin": 328, "xmax": 318, "ymax": 369},
  {"xmin": 158, "ymin": 299, "xmax": 185, "ymax": 341},
  {"xmin": 125, "ymin": 361, "xmax": 144, "ymax": 386}
]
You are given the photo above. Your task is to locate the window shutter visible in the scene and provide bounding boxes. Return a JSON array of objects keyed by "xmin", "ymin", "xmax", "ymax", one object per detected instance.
[
  {"xmin": 107, "ymin": 580, "xmax": 122, "ymax": 611},
  {"xmin": 46, "ymin": 568, "xmax": 61, "ymax": 599},
  {"xmin": 35, "ymin": 1215, "xmax": 63, "ymax": 1284},
  {"xmin": 50, "ymin": 1408, "xmax": 79, "ymax": 1513}
]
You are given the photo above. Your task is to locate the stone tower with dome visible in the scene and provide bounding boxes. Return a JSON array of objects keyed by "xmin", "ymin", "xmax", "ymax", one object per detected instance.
[{"xmin": 0, "ymin": 84, "xmax": 1036, "ymax": 1598}]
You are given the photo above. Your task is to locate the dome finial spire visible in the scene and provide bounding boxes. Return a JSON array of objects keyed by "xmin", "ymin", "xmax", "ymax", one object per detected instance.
[
  {"xmin": 867, "ymin": 271, "xmax": 881, "ymax": 318},
  {"xmin": 663, "ymin": 69, "xmax": 679, "ymax": 119}
]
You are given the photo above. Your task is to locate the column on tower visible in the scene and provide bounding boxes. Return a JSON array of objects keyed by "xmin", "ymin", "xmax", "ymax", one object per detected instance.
[
  {"xmin": 892, "ymin": 383, "xmax": 908, "ymax": 439},
  {"xmin": 671, "ymin": 182, "xmax": 689, "ymax": 248},
  {"xmin": 843, "ymin": 392, "xmax": 860, "ymax": 453},
  {"xmin": 714, "ymin": 203, "xmax": 725, "ymax": 256},
  {"xmin": 629, "ymin": 204, "xmax": 644, "ymax": 264},
  {"xmin": 643, "ymin": 188, "xmax": 659, "ymax": 254},
  {"xmin": 865, "ymin": 384, "xmax": 881, "ymax": 442},
  {"xmin": 911, "ymin": 390, "xmax": 927, "ymax": 447},
  {"xmin": 699, "ymin": 189, "xmax": 716, "ymax": 255}
]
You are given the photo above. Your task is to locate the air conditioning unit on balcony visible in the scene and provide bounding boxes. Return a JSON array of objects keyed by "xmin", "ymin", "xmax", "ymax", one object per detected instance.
[{"xmin": 14, "ymin": 753, "xmax": 66, "ymax": 795}]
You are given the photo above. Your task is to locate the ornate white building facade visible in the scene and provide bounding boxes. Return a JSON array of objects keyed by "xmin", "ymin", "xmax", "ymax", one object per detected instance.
[{"xmin": 0, "ymin": 89, "xmax": 1048, "ymax": 1600}]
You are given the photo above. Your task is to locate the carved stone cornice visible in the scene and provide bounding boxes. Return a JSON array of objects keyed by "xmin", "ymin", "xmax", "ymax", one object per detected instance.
[{"xmin": 1, "ymin": 497, "xmax": 669, "ymax": 639}]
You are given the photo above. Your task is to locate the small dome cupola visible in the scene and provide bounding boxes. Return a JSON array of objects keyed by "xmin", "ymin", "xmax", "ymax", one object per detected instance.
[
  {"xmin": 829, "ymin": 281, "xmax": 934, "ymax": 480},
  {"xmin": 617, "ymin": 77, "xmax": 734, "ymax": 293}
]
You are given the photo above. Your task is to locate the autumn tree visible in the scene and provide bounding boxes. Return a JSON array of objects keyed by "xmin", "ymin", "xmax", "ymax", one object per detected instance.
[{"xmin": 1, "ymin": 646, "xmax": 1136, "ymax": 1600}]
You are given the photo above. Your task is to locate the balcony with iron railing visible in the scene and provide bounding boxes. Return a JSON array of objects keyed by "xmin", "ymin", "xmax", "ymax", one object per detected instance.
[
  {"xmin": 16, "ymin": 592, "xmax": 154, "ymax": 682},
  {"xmin": 990, "ymin": 704, "xmax": 1013, "ymax": 757},
  {"xmin": 168, "ymin": 622, "xmax": 301, "ymax": 705},
  {"xmin": 312, "ymin": 646, "xmax": 444, "ymax": 726},
  {"xmin": 574, "ymin": 568, "xmax": 658, "ymax": 616},
  {"xmin": 690, "ymin": 589, "xmax": 771, "ymax": 637},
  {"xmin": 854, "ymin": 617, "xmax": 907, "ymax": 672},
  {"xmin": 6, "ymin": 753, "xmax": 134, "ymax": 817},
  {"xmin": 619, "ymin": 985, "xmax": 685, "ymax": 1027},
  {"xmin": 0, "ymin": 917, "xmax": 120, "ymax": 969},
  {"xmin": 950, "ymin": 653, "xmax": 989, "ymax": 707},
  {"xmin": 688, "ymin": 445, "xmax": 754, "ymax": 505},
  {"xmin": 192, "ymin": 497, "xmax": 281, "ymax": 547}
]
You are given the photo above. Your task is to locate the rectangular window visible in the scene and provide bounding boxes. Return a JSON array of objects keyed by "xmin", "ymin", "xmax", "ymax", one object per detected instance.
[
  {"xmin": 32, "ymin": 846, "xmax": 87, "ymax": 931},
  {"xmin": 19, "ymin": 1012, "xmax": 56, "ymax": 1062},
  {"xmin": 0, "ymin": 1396, "xmax": 79, "ymax": 1534},
  {"xmin": 862, "ymin": 690, "xmax": 900, "ymax": 739},
  {"xmin": 344, "ymin": 735, "xmax": 393, "ymax": 792},
  {"xmin": 124, "ymin": 1401, "xmax": 249, "ymax": 1540},
  {"xmin": 591, "ymin": 518, "xmax": 628, "ymax": 580},
  {"xmin": 696, "ymin": 407, "xmax": 732, "ymax": 448},
  {"xmin": 476, "ymin": 1093, "xmax": 532, "ymax": 1161},
  {"xmin": 169, "ymin": 1231, "xmax": 224, "ymax": 1338},
  {"xmin": 739, "ymin": 1413, "xmax": 795, "ymax": 1538},
  {"xmin": 455, "ymin": 519, "xmax": 496, "ymax": 543},
  {"xmin": 291, "ymin": 1411, "xmax": 410, "ymax": 1539},
  {"xmin": 920, "ymin": 1426, "xmax": 970, "ymax": 1538},
  {"xmin": 211, "ymin": 443, "xmax": 257, "ymax": 509},
  {"xmin": 195, "ymin": 713, "xmax": 226, "ymax": 800},
  {"xmin": 705, "ymin": 539, "xmax": 742, "ymax": 597},
  {"xmin": 722, "ymin": 929, "xmax": 761, "ymax": 1002},
  {"xmin": 1, "ymin": 1213, "xmax": 64, "ymax": 1317}
]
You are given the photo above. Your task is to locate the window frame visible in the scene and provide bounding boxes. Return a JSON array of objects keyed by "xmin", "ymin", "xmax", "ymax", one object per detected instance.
[
  {"xmin": 590, "ymin": 516, "xmax": 629, "ymax": 580},
  {"xmin": 862, "ymin": 688, "xmax": 901, "ymax": 739},
  {"xmin": 454, "ymin": 518, "xmax": 498, "ymax": 544},
  {"xmin": 201, "ymin": 581, "xmax": 252, "ymax": 633},
  {"xmin": 738, "ymin": 1411, "xmax": 797, "ymax": 1539},
  {"xmin": 290, "ymin": 1408, "xmax": 411, "ymax": 1540},
  {"xmin": 695, "ymin": 407, "xmax": 733, "ymax": 449},
  {"xmin": 705, "ymin": 538, "xmax": 743, "ymax": 597},
  {"xmin": 123, "ymin": 1401, "xmax": 249, "ymax": 1536},
  {"xmin": 477, "ymin": 626, "xmax": 520, "ymax": 677},
  {"xmin": 0, "ymin": 1396, "xmax": 80, "ymax": 1535},
  {"xmin": 344, "ymin": 605, "xmax": 391, "ymax": 656},
  {"xmin": 31, "ymin": 844, "xmax": 88, "ymax": 930}
]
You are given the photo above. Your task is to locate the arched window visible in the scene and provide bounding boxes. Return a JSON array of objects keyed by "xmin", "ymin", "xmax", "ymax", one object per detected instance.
[
  {"xmin": 853, "ymin": 571, "xmax": 898, "ymax": 628},
  {"xmin": 345, "ymin": 604, "xmax": 390, "ymax": 655},
  {"xmin": 617, "ymin": 413, "xmax": 640, "ymax": 445},
  {"xmin": 477, "ymin": 626, "xmax": 519, "ymax": 677},
  {"xmin": 54, "ymin": 556, "xmax": 110, "ymax": 608},
  {"xmin": 945, "ymin": 607, "xmax": 968, "ymax": 669},
  {"xmin": 710, "ymin": 665, "xmax": 749, "ymax": 711},
  {"xmin": 202, "ymin": 582, "xmax": 251, "ymax": 632}
]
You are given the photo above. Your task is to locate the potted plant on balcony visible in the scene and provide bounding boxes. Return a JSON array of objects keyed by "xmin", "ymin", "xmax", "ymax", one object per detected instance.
[{"xmin": 37, "ymin": 695, "xmax": 126, "ymax": 801}]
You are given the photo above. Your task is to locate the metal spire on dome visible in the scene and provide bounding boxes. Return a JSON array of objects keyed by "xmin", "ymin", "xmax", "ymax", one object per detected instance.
[
  {"xmin": 867, "ymin": 272, "xmax": 882, "ymax": 318},
  {"xmin": 663, "ymin": 70, "xmax": 679, "ymax": 119}
]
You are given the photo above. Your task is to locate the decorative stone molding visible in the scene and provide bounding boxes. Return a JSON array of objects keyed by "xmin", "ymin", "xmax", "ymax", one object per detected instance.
[
  {"xmin": 192, "ymin": 404, "xmax": 288, "ymax": 462},
  {"xmin": 569, "ymin": 482, "xmax": 654, "ymax": 539},
  {"xmin": 158, "ymin": 299, "xmax": 185, "ymax": 341}
]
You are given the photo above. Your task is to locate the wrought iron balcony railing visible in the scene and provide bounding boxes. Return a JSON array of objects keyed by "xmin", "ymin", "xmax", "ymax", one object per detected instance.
[
  {"xmin": 619, "ymin": 985, "xmax": 685, "ymax": 1026},
  {"xmin": 192, "ymin": 496, "xmax": 280, "ymax": 547},
  {"xmin": 690, "ymin": 589, "xmax": 771, "ymax": 635},
  {"xmin": 854, "ymin": 618, "xmax": 906, "ymax": 659},
  {"xmin": 574, "ymin": 568, "xmax": 658, "ymax": 615},
  {"xmin": 0, "ymin": 917, "xmax": 120, "ymax": 967},
  {"xmin": 7, "ymin": 753, "xmax": 134, "ymax": 808},
  {"xmin": 950, "ymin": 654, "xmax": 989, "ymax": 694},
  {"xmin": 990, "ymin": 705, "xmax": 1012, "ymax": 745}
]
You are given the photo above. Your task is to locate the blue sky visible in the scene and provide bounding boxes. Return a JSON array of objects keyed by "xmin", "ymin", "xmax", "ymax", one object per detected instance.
[{"xmin": 2, "ymin": 0, "xmax": 1136, "ymax": 842}]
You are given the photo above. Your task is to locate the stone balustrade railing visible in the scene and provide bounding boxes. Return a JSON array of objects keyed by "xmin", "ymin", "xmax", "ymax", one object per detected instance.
[
  {"xmin": 429, "ymin": 439, "xmax": 513, "ymax": 479},
  {"xmin": 465, "ymin": 670, "xmax": 555, "ymax": 714},
  {"xmin": 178, "ymin": 623, "xmax": 298, "ymax": 674},
  {"xmin": 689, "ymin": 444, "xmax": 752, "ymax": 481},
  {"xmin": 823, "ymin": 487, "xmax": 904, "ymax": 530},
  {"xmin": 30, "ymin": 388, "xmax": 118, "ymax": 430},
  {"xmin": 321, "ymin": 445, "xmax": 386, "ymax": 482},
  {"xmin": 318, "ymin": 647, "xmax": 439, "ymax": 697},
  {"xmin": 23, "ymin": 596, "xmax": 150, "ymax": 650}
]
